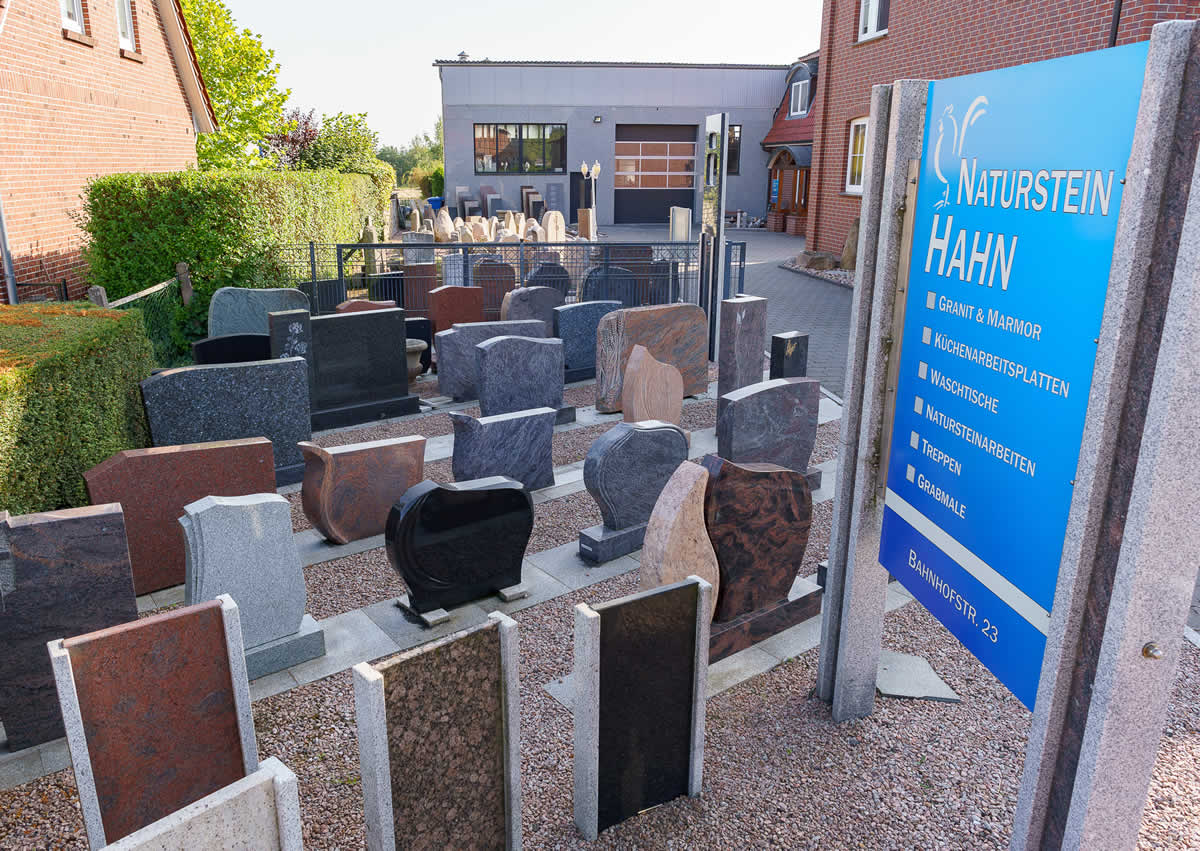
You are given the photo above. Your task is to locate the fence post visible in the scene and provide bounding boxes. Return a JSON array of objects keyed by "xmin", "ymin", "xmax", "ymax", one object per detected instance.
[
  {"xmin": 462, "ymin": 245, "xmax": 471, "ymax": 287},
  {"xmin": 519, "ymin": 242, "xmax": 525, "ymax": 285},
  {"xmin": 309, "ymin": 241, "xmax": 317, "ymax": 282}
]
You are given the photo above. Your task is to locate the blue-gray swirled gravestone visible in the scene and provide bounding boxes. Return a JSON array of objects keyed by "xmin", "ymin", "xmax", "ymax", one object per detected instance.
[
  {"xmin": 716, "ymin": 377, "xmax": 821, "ymax": 473},
  {"xmin": 180, "ymin": 494, "xmax": 324, "ymax": 679},
  {"xmin": 435, "ymin": 320, "xmax": 546, "ymax": 401},
  {"xmin": 207, "ymin": 286, "xmax": 310, "ymax": 337},
  {"xmin": 449, "ymin": 408, "xmax": 556, "ymax": 490},
  {"xmin": 476, "ymin": 336, "xmax": 568, "ymax": 420},
  {"xmin": 553, "ymin": 300, "xmax": 621, "ymax": 382},
  {"xmin": 579, "ymin": 420, "xmax": 688, "ymax": 562},
  {"xmin": 717, "ymin": 295, "xmax": 768, "ymax": 417},
  {"xmin": 500, "ymin": 286, "xmax": 565, "ymax": 335}
]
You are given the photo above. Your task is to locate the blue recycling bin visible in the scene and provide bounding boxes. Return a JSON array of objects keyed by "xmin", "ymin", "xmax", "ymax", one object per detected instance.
[{"xmin": 428, "ymin": 197, "xmax": 444, "ymax": 211}]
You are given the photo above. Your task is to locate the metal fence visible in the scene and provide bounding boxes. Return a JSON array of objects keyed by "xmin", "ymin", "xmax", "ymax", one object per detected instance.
[{"xmin": 725, "ymin": 241, "xmax": 747, "ymax": 297}]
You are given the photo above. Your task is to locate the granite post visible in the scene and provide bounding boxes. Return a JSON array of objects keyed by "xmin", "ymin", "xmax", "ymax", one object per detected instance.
[
  {"xmin": 769, "ymin": 331, "xmax": 809, "ymax": 379},
  {"xmin": 716, "ymin": 295, "xmax": 767, "ymax": 417}
]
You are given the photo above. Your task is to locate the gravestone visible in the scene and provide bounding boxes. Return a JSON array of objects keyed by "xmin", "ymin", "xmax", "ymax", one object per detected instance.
[
  {"xmin": 268, "ymin": 307, "xmax": 419, "ymax": 429},
  {"xmin": 207, "ymin": 287, "xmax": 310, "ymax": 337},
  {"xmin": 544, "ymin": 185, "xmax": 566, "ymax": 219},
  {"xmin": 580, "ymin": 266, "xmax": 638, "ymax": 307},
  {"xmin": 573, "ymin": 578, "xmax": 709, "ymax": 840},
  {"xmin": 406, "ymin": 316, "xmax": 433, "ymax": 373},
  {"xmin": 475, "ymin": 260, "xmax": 517, "ymax": 320},
  {"xmin": 299, "ymin": 436, "xmax": 426, "ymax": 544},
  {"xmin": 499, "ymin": 285, "xmax": 564, "ymax": 335},
  {"xmin": 621, "ymin": 345, "xmax": 684, "ymax": 428},
  {"xmin": 449, "ymin": 408, "xmax": 556, "ymax": 491},
  {"xmin": 769, "ymin": 331, "xmax": 809, "ymax": 378},
  {"xmin": 717, "ymin": 295, "xmax": 768, "ymax": 417},
  {"xmin": 181, "ymin": 495, "xmax": 325, "ymax": 679},
  {"xmin": 579, "ymin": 421, "xmax": 688, "ymax": 563},
  {"xmin": 433, "ymin": 208, "xmax": 455, "ymax": 243},
  {"xmin": 140, "ymin": 358, "xmax": 311, "ymax": 485},
  {"xmin": 434, "ymin": 319, "xmax": 546, "ymax": 401},
  {"xmin": 476, "ymin": 335, "xmax": 573, "ymax": 423},
  {"xmin": 84, "ymin": 437, "xmax": 276, "ymax": 595},
  {"xmin": 354, "ymin": 613, "xmax": 520, "ymax": 851},
  {"xmin": 50, "ymin": 597, "xmax": 258, "ymax": 847},
  {"xmin": 0, "ymin": 505, "xmax": 137, "ymax": 751},
  {"xmin": 336, "ymin": 299, "xmax": 396, "ymax": 313},
  {"xmin": 577, "ymin": 208, "xmax": 597, "ymax": 241},
  {"xmin": 595, "ymin": 304, "xmax": 708, "ymax": 413},
  {"xmin": 717, "ymin": 378, "xmax": 821, "ymax": 477},
  {"xmin": 638, "ymin": 462, "xmax": 719, "ymax": 621},
  {"xmin": 700, "ymin": 455, "xmax": 820, "ymax": 661},
  {"xmin": 191, "ymin": 333, "xmax": 271, "ymax": 365},
  {"xmin": 401, "ymin": 231, "xmax": 435, "ymax": 264},
  {"xmin": 386, "ymin": 478, "xmax": 533, "ymax": 616},
  {"xmin": 554, "ymin": 300, "xmax": 621, "ymax": 382},
  {"xmin": 669, "ymin": 206, "xmax": 691, "ymax": 241},
  {"xmin": 408, "ymin": 210, "xmax": 420, "ymax": 232},
  {"xmin": 402, "ymin": 262, "xmax": 439, "ymax": 312},
  {"xmin": 526, "ymin": 261, "xmax": 571, "ymax": 296},
  {"xmin": 429, "ymin": 285, "xmax": 485, "ymax": 334}
]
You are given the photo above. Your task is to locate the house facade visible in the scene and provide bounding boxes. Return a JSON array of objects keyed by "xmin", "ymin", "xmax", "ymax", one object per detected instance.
[
  {"xmin": 806, "ymin": 0, "xmax": 1200, "ymax": 258},
  {"xmin": 760, "ymin": 51, "xmax": 818, "ymax": 237},
  {"xmin": 436, "ymin": 59, "xmax": 789, "ymax": 226},
  {"xmin": 0, "ymin": 0, "xmax": 215, "ymax": 303}
]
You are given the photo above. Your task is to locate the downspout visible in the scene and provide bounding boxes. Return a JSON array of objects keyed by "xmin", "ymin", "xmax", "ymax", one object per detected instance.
[
  {"xmin": 0, "ymin": 1, "xmax": 18, "ymax": 304},
  {"xmin": 1108, "ymin": 0, "xmax": 1123, "ymax": 47}
]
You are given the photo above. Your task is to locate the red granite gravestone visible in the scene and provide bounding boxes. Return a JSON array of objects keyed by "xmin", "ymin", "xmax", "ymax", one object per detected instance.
[
  {"xmin": 474, "ymin": 260, "xmax": 517, "ymax": 321},
  {"xmin": 403, "ymin": 264, "xmax": 439, "ymax": 319},
  {"xmin": 429, "ymin": 285, "xmax": 485, "ymax": 334},
  {"xmin": 84, "ymin": 438, "xmax": 276, "ymax": 595}
]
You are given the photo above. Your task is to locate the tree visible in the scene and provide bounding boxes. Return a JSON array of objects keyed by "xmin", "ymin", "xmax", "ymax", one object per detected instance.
[
  {"xmin": 265, "ymin": 108, "xmax": 320, "ymax": 169},
  {"xmin": 181, "ymin": 0, "xmax": 289, "ymax": 169},
  {"xmin": 376, "ymin": 145, "xmax": 403, "ymax": 186},
  {"xmin": 298, "ymin": 112, "xmax": 378, "ymax": 172},
  {"xmin": 378, "ymin": 117, "xmax": 443, "ymax": 186}
]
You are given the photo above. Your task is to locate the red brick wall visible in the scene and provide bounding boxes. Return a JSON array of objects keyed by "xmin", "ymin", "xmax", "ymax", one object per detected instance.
[
  {"xmin": 808, "ymin": 0, "xmax": 1200, "ymax": 256},
  {"xmin": 0, "ymin": 0, "xmax": 200, "ymax": 302}
]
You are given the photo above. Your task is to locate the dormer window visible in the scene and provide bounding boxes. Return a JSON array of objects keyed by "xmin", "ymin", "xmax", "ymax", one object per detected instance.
[{"xmin": 789, "ymin": 79, "xmax": 810, "ymax": 117}]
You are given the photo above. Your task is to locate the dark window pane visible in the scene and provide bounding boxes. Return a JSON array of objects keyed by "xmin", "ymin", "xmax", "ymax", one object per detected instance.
[
  {"xmin": 546, "ymin": 124, "xmax": 566, "ymax": 172},
  {"xmin": 474, "ymin": 124, "xmax": 497, "ymax": 173},
  {"xmin": 878, "ymin": 0, "xmax": 889, "ymax": 30},
  {"xmin": 727, "ymin": 125, "xmax": 742, "ymax": 175},
  {"xmin": 521, "ymin": 124, "xmax": 545, "ymax": 172}
]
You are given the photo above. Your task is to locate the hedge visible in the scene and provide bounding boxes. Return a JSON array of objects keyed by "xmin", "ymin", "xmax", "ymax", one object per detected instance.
[{"xmin": 0, "ymin": 304, "xmax": 154, "ymax": 514}]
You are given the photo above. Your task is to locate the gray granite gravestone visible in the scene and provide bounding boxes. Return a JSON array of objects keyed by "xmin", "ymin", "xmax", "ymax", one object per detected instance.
[
  {"xmin": 400, "ymin": 231, "xmax": 435, "ymax": 264},
  {"xmin": 769, "ymin": 331, "xmax": 809, "ymax": 379},
  {"xmin": 501, "ymin": 286, "xmax": 565, "ymax": 335},
  {"xmin": 717, "ymin": 295, "xmax": 768, "ymax": 417},
  {"xmin": 545, "ymin": 182, "xmax": 566, "ymax": 215},
  {"xmin": 717, "ymin": 378, "xmax": 821, "ymax": 481},
  {"xmin": 435, "ymin": 319, "xmax": 546, "ymax": 401},
  {"xmin": 181, "ymin": 494, "xmax": 324, "ymax": 680},
  {"xmin": 140, "ymin": 358, "xmax": 311, "ymax": 485},
  {"xmin": 449, "ymin": 408, "xmax": 556, "ymax": 490},
  {"xmin": 208, "ymin": 287, "xmax": 310, "ymax": 337},
  {"xmin": 476, "ymin": 335, "xmax": 573, "ymax": 423},
  {"xmin": 579, "ymin": 421, "xmax": 688, "ymax": 563},
  {"xmin": 553, "ymin": 301, "xmax": 621, "ymax": 382}
]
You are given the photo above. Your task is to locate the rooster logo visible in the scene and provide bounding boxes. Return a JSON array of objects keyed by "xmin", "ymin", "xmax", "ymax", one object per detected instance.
[{"xmin": 933, "ymin": 95, "xmax": 988, "ymax": 209}]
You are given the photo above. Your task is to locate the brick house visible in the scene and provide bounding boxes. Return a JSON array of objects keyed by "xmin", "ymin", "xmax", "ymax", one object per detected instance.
[
  {"xmin": 760, "ymin": 51, "xmax": 818, "ymax": 237},
  {"xmin": 806, "ymin": 0, "xmax": 1200, "ymax": 258},
  {"xmin": 0, "ymin": 0, "xmax": 216, "ymax": 303}
]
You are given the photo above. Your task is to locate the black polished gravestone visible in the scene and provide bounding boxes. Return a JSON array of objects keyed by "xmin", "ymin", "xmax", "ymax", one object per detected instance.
[
  {"xmin": 580, "ymin": 266, "xmax": 639, "ymax": 308},
  {"xmin": 269, "ymin": 307, "xmax": 419, "ymax": 430},
  {"xmin": 769, "ymin": 331, "xmax": 809, "ymax": 379},
  {"xmin": 385, "ymin": 477, "xmax": 533, "ymax": 619},
  {"xmin": 190, "ymin": 333, "xmax": 271, "ymax": 365}
]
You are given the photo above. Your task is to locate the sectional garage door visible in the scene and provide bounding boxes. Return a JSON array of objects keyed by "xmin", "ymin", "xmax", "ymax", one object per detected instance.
[{"xmin": 613, "ymin": 124, "xmax": 697, "ymax": 224}]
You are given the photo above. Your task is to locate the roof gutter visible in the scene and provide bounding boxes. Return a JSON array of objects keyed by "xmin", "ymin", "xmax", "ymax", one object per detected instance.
[{"xmin": 1, "ymin": 195, "xmax": 17, "ymax": 305}]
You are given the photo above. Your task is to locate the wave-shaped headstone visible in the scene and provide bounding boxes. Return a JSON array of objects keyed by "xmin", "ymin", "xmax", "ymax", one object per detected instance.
[
  {"xmin": 476, "ymin": 335, "xmax": 571, "ymax": 422},
  {"xmin": 449, "ymin": 407, "xmax": 556, "ymax": 490}
]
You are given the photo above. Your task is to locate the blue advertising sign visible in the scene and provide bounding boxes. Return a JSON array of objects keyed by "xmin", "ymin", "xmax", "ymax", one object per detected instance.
[{"xmin": 878, "ymin": 43, "xmax": 1149, "ymax": 709}]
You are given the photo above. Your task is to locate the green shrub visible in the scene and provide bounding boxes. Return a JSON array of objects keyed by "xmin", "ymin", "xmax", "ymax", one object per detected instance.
[
  {"xmin": 0, "ymin": 304, "xmax": 155, "ymax": 514},
  {"xmin": 430, "ymin": 165, "xmax": 445, "ymax": 199}
]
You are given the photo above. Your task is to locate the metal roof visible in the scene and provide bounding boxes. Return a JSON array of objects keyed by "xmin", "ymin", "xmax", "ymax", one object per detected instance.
[{"xmin": 434, "ymin": 59, "xmax": 791, "ymax": 69}]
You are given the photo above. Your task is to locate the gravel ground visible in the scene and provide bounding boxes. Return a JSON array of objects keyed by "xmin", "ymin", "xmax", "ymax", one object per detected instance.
[{"xmin": 812, "ymin": 420, "xmax": 840, "ymax": 465}]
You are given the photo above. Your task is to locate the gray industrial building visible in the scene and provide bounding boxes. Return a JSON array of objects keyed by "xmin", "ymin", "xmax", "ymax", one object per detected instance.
[{"xmin": 435, "ymin": 57, "xmax": 789, "ymax": 226}]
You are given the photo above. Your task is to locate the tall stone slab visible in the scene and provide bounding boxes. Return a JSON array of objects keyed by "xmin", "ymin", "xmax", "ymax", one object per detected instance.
[
  {"xmin": 553, "ymin": 300, "xmax": 621, "ymax": 382},
  {"xmin": 638, "ymin": 462, "xmax": 719, "ymax": 620},
  {"xmin": 525, "ymin": 262, "xmax": 570, "ymax": 296},
  {"xmin": 769, "ymin": 331, "xmax": 809, "ymax": 379},
  {"xmin": 716, "ymin": 377, "xmax": 821, "ymax": 473},
  {"xmin": 475, "ymin": 260, "xmax": 517, "ymax": 320},
  {"xmin": 498, "ymin": 286, "xmax": 564, "ymax": 335},
  {"xmin": 573, "ymin": 578, "xmax": 710, "ymax": 840},
  {"xmin": 580, "ymin": 266, "xmax": 638, "ymax": 307},
  {"xmin": 579, "ymin": 421, "xmax": 688, "ymax": 563},
  {"xmin": 140, "ymin": 358, "xmax": 311, "ymax": 485},
  {"xmin": 386, "ymin": 478, "xmax": 533, "ymax": 615},
  {"xmin": 191, "ymin": 333, "xmax": 271, "ymax": 365},
  {"xmin": 207, "ymin": 287, "xmax": 309, "ymax": 337},
  {"xmin": 50, "ymin": 597, "xmax": 259, "ymax": 847},
  {"xmin": 0, "ymin": 505, "xmax": 137, "ymax": 751},
  {"xmin": 353, "ymin": 613, "xmax": 521, "ymax": 851},
  {"xmin": 435, "ymin": 319, "xmax": 546, "ymax": 401},
  {"xmin": 595, "ymin": 304, "xmax": 708, "ymax": 413},
  {"xmin": 299, "ymin": 436, "xmax": 426, "ymax": 544},
  {"xmin": 84, "ymin": 438, "xmax": 276, "ymax": 595},
  {"xmin": 449, "ymin": 408, "xmax": 555, "ymax": 490},
  {"xmin": 621, "ymin": 345, "xmax": 684, "ymax": 427},
  {"xmin": 716, "ymin": 295, "xmax": 768, "ymax": 417},
  {"xmin": 181, "ymin": 495, "xmax": 325, "ymax": 679},
  {"xmin": 476, "ymin": 335, "xmax": 571, "ymax": 422},
  {"xmin": 429, "ymin": 285, "xmax": 485, "ymax": 334}
]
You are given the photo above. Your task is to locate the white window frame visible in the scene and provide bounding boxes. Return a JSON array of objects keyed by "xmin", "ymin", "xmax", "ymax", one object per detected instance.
[
  {"xmin": 858, "ymin": 0, "xmax": 888, "ymax": 41},
  {"xmin": 845, "ymin": 118, "xmax": 868, "ymax": 195},
  {"xmin": 116, "ymin": 0, "xmax": 134, "ymax": 50},
  {"xmin": 789, "ymin": 80, "xmax": 810, "ymax": 117},
  {"xmin": 61, "ymin": 0, "xmax": 85, "ymax": 32}
]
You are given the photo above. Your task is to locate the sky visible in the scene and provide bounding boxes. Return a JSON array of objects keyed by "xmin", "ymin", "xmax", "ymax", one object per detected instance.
[{"xmin": 226, "ymin": 0, "xmax": 823, "ymax": 149}]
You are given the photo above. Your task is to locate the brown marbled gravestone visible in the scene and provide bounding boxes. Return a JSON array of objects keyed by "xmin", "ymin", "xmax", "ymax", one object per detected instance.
[
  {"xmin": 621, "ymin": 344, "xmax": 684, "ymax": 428},
  {"xmin": 336, "ymin": 298, "xmax": 397, "ymax": 313},
  {"xmin": 0, "ymin": 505, "xmax": 137, "ymax": 751},
  {"xmin": 353, "ymin": 613, "xmax": 521, "ymax": 851},
  {"xmin": 299, "ymin": 436, "xmax": 426, "ymax": 544},
  {"xmin": 638, "ymin": 461, "xmax": 720, "ymax": 621},
  {"xmin": 84, "ymin": 437, "xmax": 276, "ymax": 595},
  {"xmin": 594, "ymin": 304, "xmax": 708, "ymax": 413}
]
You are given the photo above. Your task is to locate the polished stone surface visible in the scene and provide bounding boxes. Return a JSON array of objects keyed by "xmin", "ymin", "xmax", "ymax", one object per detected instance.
[
  {"xmin": 499, "ymin": 286, "xmax": 564, "ymax": 335},
  {"xmin": 621, "ymin": 345, "xmax": 684, "ymax": 427},
  {"xmin": 476, "ymin": 335, "xmax": 565, "ymax": 418},
  {"xmin": 191, "ymin": 334, "xmax": 271, "ymax": 365},
  {"xmin": 450, "ymin": 408, "xmax": 556, "ymax": 490},
  {"xmin": 584, "ymin": 421, "xmax": 688, "ymax": 532},
  {"xmin": 140, "ymin": 358, "xmax": 311, "ymax": 485},
  {"xmin": 770, "ymin": 331, "xmax": 809, "ymax": 379},
  {"xmin": 708, "ymin": 586, "xmax": 822, "ymax": 662},
  {"xmin": 526, "ymin": 261, "xmax": 571, "ymax": 296},
  {"xmin": 717, "ymin": 295, "xmax": 768, "ymax": 417},
  {"xmin": 406, "ymin": 316, "xmax": 433, "ymax": 374},
  {"xmin": 716, "ymin": 377, "xmax": 821, "ymax": 472},
  {"xmin": 435, "ymin": 319, "xmax": 546, "ymax": 401},
  {"xmin": 208, "ymin": 287, "xmax": 310, "ymax": 337},
  {"xmin": 429, "ymin": 285, "xmax": 485, "ymax": 333},
  {"xmin": 595, "ymin": 304, "xmax": 708, "ymax": 412},
  {"xmin": 580, "ymin": 266, "xmax": 639, "ymax": 307},
  {"xmin": 638, "ymin": 462, "xmax": 719, "ymax": 621},
  {"xmin": 553, "ymin": 300, "xmax": 621, "ymax": 381},
  {"xmin": 385, "ymin": 478, "xmax": 532, "ymax": 613},
  {"xmin": 300, "ymin": 436, "xmax": 426, "ymax": 544},
  {"xmin": 700, "ymin": 455, "xmax": 812, "ymax": 623},
  {"xmin": 63, "ymin": 601, "xmax": 246, "ymax": 843},
  {"xmin": 0, "ymin": 505, "xmax": 137, "ymax": 751},
  {"xmin": 84, "ymin": 438, "xmax": 276, "ymax": 595},
  {"xmin": 474, "ymin": 260, "xmax": 516, "ymax": 320},
  {"xmin": 335, "ymin": 298, "xmax": 396, "ymax": 313}
]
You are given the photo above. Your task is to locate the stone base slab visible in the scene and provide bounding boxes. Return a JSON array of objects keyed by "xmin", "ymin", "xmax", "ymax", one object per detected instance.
[
  {"xmin": 396, "ymin": 595, "xmax": 451, "ymax": 628},
  {"xmin": 564, "ymin": 367, "xmax": 596, "ymax": 383},
  {"xmin": 709, "ymin": 588, "xmax": 823, "ymax": 663},
  {"xmin": 245, "ymin": 614, "xmax": 326, "ymax": 680},
  {"xmin": 275, "ymin": 463, "xmax": 306, "ymax": 487},
  {"xmin": 578, "ymin": 523, "xmax": 646, "ymax": 564},
  {"xmin": 498, "ymin": 583, "xmax": 529, "ymax": 602},
  {"xmin": 310, "ymin": 394, "xmax": 421, "ymax": 431},
  {"xmin": 555, "ymin": 406, "xmax": 577, "ymax": 425}
]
